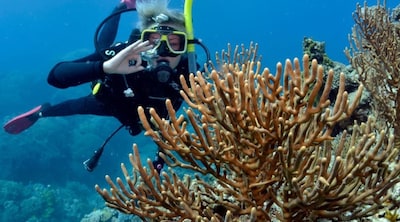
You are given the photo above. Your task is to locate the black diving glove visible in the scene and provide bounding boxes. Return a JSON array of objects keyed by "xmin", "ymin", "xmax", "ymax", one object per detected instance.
[{"xmin": 152, "ymin": 152, "xmax": 165, "ymax": 174}]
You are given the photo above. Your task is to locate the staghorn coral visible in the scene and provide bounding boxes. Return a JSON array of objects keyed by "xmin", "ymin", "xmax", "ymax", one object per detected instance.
[{"xmin": 95, "ymin": 43, "xmax": 400, "ymax": 221}]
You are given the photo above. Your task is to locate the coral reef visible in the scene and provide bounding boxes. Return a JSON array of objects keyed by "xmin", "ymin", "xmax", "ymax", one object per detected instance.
[
  {"xmin": 0, "ymin": 180, "xmax": 99, "ymax": 222},
  {"xmin": 96, "ymin": 42, "xmax": 400, "ymax": 221},
  {"xmin": 346, "ymin": 1, "xmax": 400, "ymax": 139},
  {"xmin": 303, "ymin": 37, "xmax": 372, "ymax": 136},
  {"xmin": 302, "ymin": 37, "xmax": 334, "ymax": 69},
  {"xmin": 80, "ymin": 207, "xmax": 135, "ymax": 222},
  {"xmin": 345, "ymin": 0, "xmax": 400, "ymax": 214}
]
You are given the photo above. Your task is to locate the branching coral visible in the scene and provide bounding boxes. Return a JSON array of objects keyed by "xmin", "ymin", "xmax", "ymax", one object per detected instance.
[
  {"xmin": 95, "ymin": 43, "xmax": 400, "ymax": 221},
  {"xmin": 345, "ymin": 0, "xmax": 400, "ymax": 137}
]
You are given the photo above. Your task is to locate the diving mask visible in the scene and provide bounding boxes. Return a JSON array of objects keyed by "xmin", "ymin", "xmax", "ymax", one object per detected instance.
[{"xmin": 141, "ymin": 26, "xmax": 187, "ymax": 55}]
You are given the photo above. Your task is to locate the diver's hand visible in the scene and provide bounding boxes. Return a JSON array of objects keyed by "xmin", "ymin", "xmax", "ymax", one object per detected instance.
[
  {"xmin": 103, "ymin": 40, "xmax": 153, "ymax": 75},
  {"xmin": 121, "ymin": 0, "xmax": 136, "ymax": 9}
]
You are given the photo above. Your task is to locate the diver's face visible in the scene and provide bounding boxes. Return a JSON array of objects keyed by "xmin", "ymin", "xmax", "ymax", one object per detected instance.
[
  {"xmin": 146, "ymin": 31, "xmax": 184, "ymax": 69},
  {"xmin": 141, "ymin": 24, "xmax": 186, "ymax": 69},
  {"xmin": 145, "ymin": 54, "xmax": 181, "ymax": 69},
  {"xmin": 144, "ymin": 50, "xmax": 182, "ymax": 69},
  {"xmin": 158, "ymin": 55, "xmax": 181, "ymax": 69},
  {"xmin": 146, "ymin": 32, "xmax": 185, "ymax": 53}
]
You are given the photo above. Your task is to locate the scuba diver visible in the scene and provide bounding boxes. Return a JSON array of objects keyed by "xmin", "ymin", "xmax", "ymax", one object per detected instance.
[{"xmin": 3, "ymin": 0, "xmax": 209, "ymax": 173}]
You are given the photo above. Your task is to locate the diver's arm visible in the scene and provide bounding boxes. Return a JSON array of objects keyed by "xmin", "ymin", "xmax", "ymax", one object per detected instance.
[
  {"xmin": 48, "ymin": 40, "xmax": 152, "ymax": 89},
  {"xmin": 47, "ymin": 61, "xmax": 105, "ymax": 89},
  {"xmin": 97, "ymin": 3, "xmax": 128, "ymax": 49}
]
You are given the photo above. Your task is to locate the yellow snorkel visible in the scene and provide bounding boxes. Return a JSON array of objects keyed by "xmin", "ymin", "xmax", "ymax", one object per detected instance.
[{"xmin": 184, "ymin": 0, "xmax": 197, "ymax": 74}]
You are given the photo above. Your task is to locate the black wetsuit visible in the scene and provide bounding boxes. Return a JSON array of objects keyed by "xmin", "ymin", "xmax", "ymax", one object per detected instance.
[
  {"xmin": 43, "ymin": 53, "xmax": 190, "ymax": 135},
  {"xmin": 40, "ymin": 4, "xmax": 193, "ymax": 136}
]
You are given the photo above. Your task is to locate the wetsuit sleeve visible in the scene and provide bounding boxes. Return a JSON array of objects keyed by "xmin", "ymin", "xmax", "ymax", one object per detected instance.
[
  {"xmin": 47, "ymin": 59, "xmax": 106, "ymax": 89},
  {"xmin": 47, "ymin": 3, "xmax": 128, "ymax": 89},
  {"xmin": 97, "ymin": 3, "xmax": 128, "ymax": 49}
]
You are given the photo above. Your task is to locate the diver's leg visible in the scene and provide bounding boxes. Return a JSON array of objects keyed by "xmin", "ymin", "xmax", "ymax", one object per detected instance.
[
  {"xmin": 41, "ymin": 95, "xmax": 112, "ymax": 117},
  {"xmin": 3, "ymin": 95, "xmax": 111, "ymax": 134},
  {"xmin": 3, "ymin": 104, "xmax": 49, "ymax": 134}
]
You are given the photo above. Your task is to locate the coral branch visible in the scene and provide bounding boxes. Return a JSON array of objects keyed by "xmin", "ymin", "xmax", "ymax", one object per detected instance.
[{"xmin": 96, "ymin": 42, "xmax": 400, "ymax": 221}]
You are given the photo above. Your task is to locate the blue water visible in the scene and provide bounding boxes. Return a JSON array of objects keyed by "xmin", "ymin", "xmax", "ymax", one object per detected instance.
[{"xmin": 0, "ymin": 0, "xmax": 397, "ymax": 220}]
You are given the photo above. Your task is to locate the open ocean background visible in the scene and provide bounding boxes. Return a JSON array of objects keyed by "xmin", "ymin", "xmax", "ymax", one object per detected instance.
[{"xmin": 0, "ymin": 0, "xmax": 397, "ymax": 221}]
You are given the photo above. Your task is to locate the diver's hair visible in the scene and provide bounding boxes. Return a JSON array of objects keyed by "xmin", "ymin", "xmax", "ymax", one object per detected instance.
[{"xmin": 136, "ymin": 0, "xmax": 185, "ymax": 31}]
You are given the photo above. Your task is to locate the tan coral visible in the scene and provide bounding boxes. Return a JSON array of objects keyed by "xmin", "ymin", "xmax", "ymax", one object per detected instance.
[
  {"xmin": 96, "ymin": 43, "xmax": 400, "ymax": 221},
  {"xmin": 345, "ymin": 1, "xmax": 400, "ymax": 137}
]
